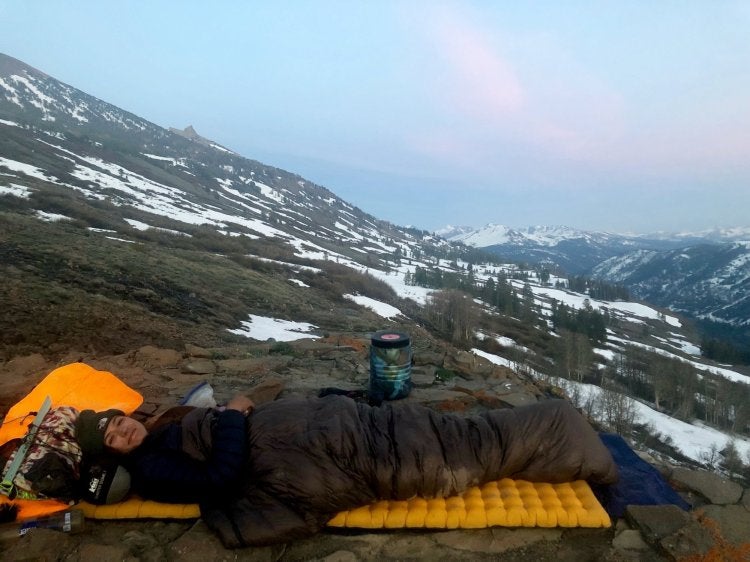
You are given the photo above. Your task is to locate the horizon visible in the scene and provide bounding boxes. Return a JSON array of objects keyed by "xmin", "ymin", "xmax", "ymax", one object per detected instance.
[{"xmin": 2, "ymin": 2, "xmax": 749, "ymax": 234}]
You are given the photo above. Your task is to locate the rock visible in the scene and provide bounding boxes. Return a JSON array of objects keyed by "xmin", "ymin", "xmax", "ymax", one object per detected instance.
[
  {"xmin": 411, "ymin": 373, "xmax": 436, "ymax": 388},
  {"xmin": 0, "ymin": 354, "xmax": 51, "ymax": 411},
  {"xmin": 433, "ymin": 528, "xmax": 561, "ymax": 554},
  {"xmin": 135, "ymin": 346, "xmax": 183, "ymax": 367},
  {"xmin": 0, "ymin": 528, "xmax": 75, "ymax": 562},
  {"xmin": 216, "ymin": 357, "xmax": 280, "ymax": 375},
  {"xmin": 121, "ymin": 529, "xmax": 159, "ymax": 552},
  {"xmin": 185, "ymin": 344, "xmax": 211, "ymax": 358},
  {"xmin": 444, "ymin": 350, "xmax": 476, "ymax": 378},
  {"xmin": 380, "ymin": 534, "xmax": 438, "ymax": 558},
  {"xmin": 497, "ymin": 392, "xmax": 539, "ymax": 407},
  {"xmin": 86, "ymin": 361, "xmax": 148, "ymax": 388},
  {"xmin": 3, "ymin": 353, "xmax": 49, "ymax": 376},
  {"xmin": 742, "ymin": 488, "xmax": 750, "ymax": 512},
  {"xmin": 312, "ymin": 346, "xmax": 356, "ymax": 359},
  {"xmin": 470, "ymin": 354, "xmax": 496, "ymax": 376},
  {"xmin": 487, "ymin": 365, "xmax": 513, "ymax": 380},
  {"xmin": 413, "ymin": 351, "xmax": 445, "ymax": 366},
  {"xmin": 625, "ymin": 505, "xmax": 718, "ymax": 559},
  {"xmin": 292, "ymin": 339, "xmax": 341, "ymax": 354},
  {"xmin": 168, "ymin": 520, "xmax": 279, "ymax": 561},
  {"xmin": 701, "ymin": 504, "xmax": 750, "ymax": 545},
  {"xmin": 612, "ymin": 529, "xmax": 650, "ymax": 551},
  {"xmin": 405, "ymin": 387, "xmax": 477, "ymax": 407},
  {"xmin": 247, "ymin": 378, "xmax": 285, "ymax": 404},
  {"xmin": 137, "ymin": 546, "xmax": 169, "ymax": 562},
  {"xmin": 320, "ymin": 550, "xmax": 359, "ymax": 562},
  {"xmin": 162, "ymin": 372, "xmax": 209, "ymax": 386},
  {"xmin": 625, "ymin": 505, "xmax": 690, "ymax": 543},
  {"xmin": 77, "ymin": 543, "xmax": 136, "ymax": 561},
  {"xmin": 635, "ymin": 450, "xmax": 659, "ymax": 466},
  {"xmin": 671, "ymin": 467, "xmax": 744, "ymax": 505},
  {"xmin": 182, "ymin": 360, "xmax": 216, "ymax": 375},
  {"xmin": 658, "ymin": 518, "xmax": 715, "ymax": 560}
]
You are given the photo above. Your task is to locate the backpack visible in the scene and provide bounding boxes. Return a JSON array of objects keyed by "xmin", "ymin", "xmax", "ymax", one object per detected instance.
[{"xmin": 0, "ymin": 406, "xmax": 82, "ymax": 501}]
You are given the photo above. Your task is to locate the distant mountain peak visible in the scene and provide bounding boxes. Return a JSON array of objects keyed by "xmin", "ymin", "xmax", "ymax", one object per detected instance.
[
  {"xmin": 168, "ymin": 124, "xmax": 233, "ymax": 153},
  {"xmin": 170, "ymin": 124, "xmax": 201, "ymax": 140},
  {"xmin": 443, "ymin": 223, "xmax": 588, "ymax": 248}
]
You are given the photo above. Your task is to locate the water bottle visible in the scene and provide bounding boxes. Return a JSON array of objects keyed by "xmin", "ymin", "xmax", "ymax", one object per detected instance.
[
  {"xmin": 0, "ymin": 509, "xmax": 85, "ymax": 541},
  {"xmin": 369, "ymin": 330, "xmax": 412, "ymax": 403}
]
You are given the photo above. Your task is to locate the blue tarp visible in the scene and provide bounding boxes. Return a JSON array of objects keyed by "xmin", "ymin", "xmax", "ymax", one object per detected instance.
[{"xmin": 593, "ymin": 433, "xmax": 691, "ymax": 518}]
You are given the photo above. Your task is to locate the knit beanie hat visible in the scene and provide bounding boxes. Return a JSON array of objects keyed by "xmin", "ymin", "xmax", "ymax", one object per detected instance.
[{"xmin": 75, "ymin": 409, "xmax": 124, "ymax": 457}]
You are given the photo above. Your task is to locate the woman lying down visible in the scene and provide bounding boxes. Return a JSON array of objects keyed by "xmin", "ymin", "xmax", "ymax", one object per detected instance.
[{"xmin": 75, "ymin": 394, "xmax": 618, "ymax": 548}]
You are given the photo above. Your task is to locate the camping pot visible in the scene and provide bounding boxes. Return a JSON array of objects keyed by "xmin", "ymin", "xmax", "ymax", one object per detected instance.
[{"xmin": 369, "ymin": 330, "xmax": 412, "ymax": 402}]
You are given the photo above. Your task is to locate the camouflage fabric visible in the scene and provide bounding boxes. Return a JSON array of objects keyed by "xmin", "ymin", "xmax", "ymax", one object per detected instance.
[{"xmin": 2, "ymin": 406, "xmax": 82, "ymax": 499}]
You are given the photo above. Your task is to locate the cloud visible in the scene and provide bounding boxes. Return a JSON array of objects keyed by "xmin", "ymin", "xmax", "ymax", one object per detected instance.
[
  {"xmin": 397, "ymin": 4, "xmax": 749, "ymax": 197},
  {"xmin": 402, "ymin": 4, "xmax": 627, "ymax": 173},
  {"xmin": 427, "ymin": 5, "xmax": 525, "ymax": 120}
]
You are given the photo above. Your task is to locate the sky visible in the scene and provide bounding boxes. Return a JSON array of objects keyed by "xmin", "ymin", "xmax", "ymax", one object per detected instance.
[{"xmin": 2, "ymin": 1, "xmax": 750, "ymax": 234}]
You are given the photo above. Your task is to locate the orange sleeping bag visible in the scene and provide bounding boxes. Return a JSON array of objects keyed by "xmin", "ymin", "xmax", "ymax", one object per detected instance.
[{"xmin": 0, "ymin": 363, "xmax": 143, "ymax": 519}]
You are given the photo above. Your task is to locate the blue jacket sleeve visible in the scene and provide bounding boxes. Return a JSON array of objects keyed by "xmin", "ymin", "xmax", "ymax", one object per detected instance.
[{"xmin": 129, "ymin": 409, "xmax": 247, "ymax": 503}]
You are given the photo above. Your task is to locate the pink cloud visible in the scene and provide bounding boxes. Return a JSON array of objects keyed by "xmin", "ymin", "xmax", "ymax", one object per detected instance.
[
  {"xmin": 414, "ymin": 5, "xmax": 626, "ymax": 167},
  {"xmin": 427, "ymin": 5, "xmax": 525, "ymax": 120},
  {"xmin": 404, "ymin": 4, "xmax": 750, "ymax": 181}
]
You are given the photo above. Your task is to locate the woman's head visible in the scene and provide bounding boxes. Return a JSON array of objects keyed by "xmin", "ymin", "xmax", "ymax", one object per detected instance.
[
  {"xmin": 103, "ymin": 415, "xmax": 148, "ymax": 454},
  {"xmin": 76, "ymin": 409, "xmax": 148, "ymax": 456}
]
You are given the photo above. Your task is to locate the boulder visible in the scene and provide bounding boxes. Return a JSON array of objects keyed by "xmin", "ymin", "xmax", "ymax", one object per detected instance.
[
  {"xmin": 625, "ymin": 505, "xmax": 690, "ymax": 543},
  {"xmin": 700, "ymin": 504, "xmax": 750, "ymax": 546},
  {"xmin": 184, "ymin": 344, "xmax": 211, "ymax": 358},
  {"xmin": 134, "ymin": 346, "xmax": 183, "ymax": 367},
  {"xmin": 182, "ymin": 360, "xmax": 216, "ymax": 375},
  {"xmin": 670, "ymin": 467, "xmax": 744, "ymax": 505}
]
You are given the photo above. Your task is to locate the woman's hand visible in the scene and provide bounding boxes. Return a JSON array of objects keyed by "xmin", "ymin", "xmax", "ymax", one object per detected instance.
[{"xmin": 225, "ymin": 394, "xmax": 255, "ymax": 415}]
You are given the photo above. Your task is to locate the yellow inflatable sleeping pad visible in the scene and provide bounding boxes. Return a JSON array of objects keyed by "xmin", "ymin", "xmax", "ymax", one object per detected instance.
[
  {"xmin": 328, "ymin": 479, "xmax": 610, "ymax": 529},
  {"xmin": 80, "ymin": 478, "xmax": 610, "ymax": 529},
  {"xmin": 78, "ymin": 497, "xmax": 200, "ymax": 519}
]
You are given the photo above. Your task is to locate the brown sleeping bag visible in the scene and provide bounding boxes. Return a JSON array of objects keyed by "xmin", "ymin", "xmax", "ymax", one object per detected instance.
[{"xmin": 201, "ymin": 396, "xmax": 617, "ymax": 547}]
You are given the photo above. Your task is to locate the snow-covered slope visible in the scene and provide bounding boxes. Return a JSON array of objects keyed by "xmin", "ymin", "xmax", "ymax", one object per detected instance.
[
  {"xmin": 592, "ymin": 243, "xmax": 750, "ymax": 328},
  {"xmin": 0, "ymin": 52, "xmax": 449, "ymax": 272}
]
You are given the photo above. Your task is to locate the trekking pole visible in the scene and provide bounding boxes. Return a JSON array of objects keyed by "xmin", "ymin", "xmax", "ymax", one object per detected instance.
[
  {"xmin": 0, "ymin": 396, "xmax": 52, "ymax": 500},
  {"xmin": 0, "ymin": 509, "xmax": 85, "ymax": 541}
]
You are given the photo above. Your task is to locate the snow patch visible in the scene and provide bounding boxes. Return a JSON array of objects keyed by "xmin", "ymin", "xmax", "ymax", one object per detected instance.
[
  {"xmin": 36, "ymin": 211, "xmax": 70, "ymax": 222},
  {"xmin": 0, "ymin": 183, "xmax": 32, "ymax": 198},
  {"xmin": 344, "ymin": 294, "xmax": 402, "ymax": 319},
  {"xmin": 228, "ymin": 314, "xmax": 319, "ymax": 341}
]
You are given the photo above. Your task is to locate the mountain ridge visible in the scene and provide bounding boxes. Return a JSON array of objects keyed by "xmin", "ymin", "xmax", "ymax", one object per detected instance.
[
  {"xmin": 439, "ymin": 222, "xmax": 750, "ymax": 250},
  {"xmin": 0, "ymin": 51, "xmax": 451, "ymax": 281},
  {"xmin": 440, "ymin": 222, "xmax": 750, "ymax": 342},
  {"xmin": 592, "ymin": 242, "xmax": 750, "ymax": 328}
]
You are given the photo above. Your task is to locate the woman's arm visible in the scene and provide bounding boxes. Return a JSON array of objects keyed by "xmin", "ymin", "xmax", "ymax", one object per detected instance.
[{"xmin": 130, "ymin": 408, "xmax": 247, "ymax": 503}]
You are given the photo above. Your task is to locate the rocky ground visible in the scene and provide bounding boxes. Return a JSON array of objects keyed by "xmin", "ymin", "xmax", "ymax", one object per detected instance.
[{"xmin": 1, "ymin": 332, "xmax": 749, "ymax": 561}]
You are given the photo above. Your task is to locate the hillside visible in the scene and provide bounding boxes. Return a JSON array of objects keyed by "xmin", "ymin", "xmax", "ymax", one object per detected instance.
[{"xmin": 591, "ymin": 244, "xmax": 750, "ymax": 326}]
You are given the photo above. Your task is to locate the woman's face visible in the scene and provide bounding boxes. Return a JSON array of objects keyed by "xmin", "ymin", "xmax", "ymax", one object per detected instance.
[{"xmin": 104, "ymin": 415, "xmax": 148, "ymax": 454}]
